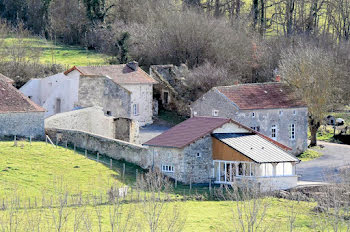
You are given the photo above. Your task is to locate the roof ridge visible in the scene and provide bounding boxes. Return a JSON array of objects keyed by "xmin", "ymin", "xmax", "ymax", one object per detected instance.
[{"xmin": 216, "ymin": 82, "xmax": 282, "ymax": 88}]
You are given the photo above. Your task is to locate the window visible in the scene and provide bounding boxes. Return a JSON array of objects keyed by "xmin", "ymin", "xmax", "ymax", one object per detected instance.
[
  {"xmin": 260, "ymin": 163, "xmax": 273, "ymax": 176},
  {"xmin": 163, "ymin": 91, "xmax": 169, "ymax": 104},
  {"xmin": 271, "ymin": 125, "xmax": 277, "ymax": 140},
  {"xmin": 212, "ymin": 109, "xmax": 219, "ymax": 117},
  {"xmin": 193, "ymin": 111, "xmax": 198, "ymax": 116},
  {"xmin": 55, "ymin": 98, "xmax": 61, "ymax": 114},
  {"xmin": 133, "ymin": 104, "xmax": 139, "ymax": 116},
  {"xmin": 161, "ymin": 165, "xmax": 174, "ymax": 173},
  {"xmin": 279, "ymin": 110, "xmax": 283, "ymax": 116},
  {"xmin": 251, "ymin": 126, "xmax": 260, "ymax": 132},
  {"xmin": 289, "ymin": 124, "xmax": 295, "ymax": 140},
  {"xmin": 293, "ymin": 110, "xmax": 297, "ymax": 115},
  {"xmin": 196, "ymin": 152, "xmax": 201, "ymax": 158},
  {"xmin": 106, "ymin": 111, "xmax": 112, "ymax": 116},
  {"xmin": 252, "ymin": 112, "xmax": 255, "ymax": 118},
  {"xmin": 28, "ymin": 96, "xmax": 32, "ymax": 99}
]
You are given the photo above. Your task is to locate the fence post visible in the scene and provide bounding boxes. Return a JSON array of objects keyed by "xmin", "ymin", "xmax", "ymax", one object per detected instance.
[
  {"xmin": 14, "ymin": 135, "xmax": 17, "ymax": 147},
  {"xmin": 85, "ymin": 150, "xmax": 87, "ymax": 158},
  {"xmin": 123, "ymin": 163, "xmax": 126, "ymax": 180},
  {"xmin": 97, "ymin": 153, "xmax": 99, "ymax": 162},
  {"xmin": 74, "ymin": 144, "xmax": 76, "ymax": 153},
  {"xmin": 110, "ymin": 159, "xmax": 113, "ymax": 169},
  {"xmin": 45, "ymin": 136, "xmax": 47, "ymax": 145},
  {"xmin": 55, "ymin": 137, "xmax": 58, "ymax": 148},
  {"xmin": 65, "ymin": 141, "xmax": 68, "ymax": 151},
  {"xmin": 136, "ymin": 169, "xmax": 138, "ymax": 180},
  {"xmin": 175, "ymin": 179, "xmax": 178, "ymax": 188},
  {"xmin": 29, "ymin": 136, "xmax": 32, "ymax": 146},
  {"xmin": 209, "ymin": 180, "xmax": 212, "ymax": 193}
]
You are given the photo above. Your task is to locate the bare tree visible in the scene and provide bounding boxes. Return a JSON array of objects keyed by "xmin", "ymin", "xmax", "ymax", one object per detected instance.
[{"xmin": 279, "ymin": 42, "xmax": 342, "ymax": 147}]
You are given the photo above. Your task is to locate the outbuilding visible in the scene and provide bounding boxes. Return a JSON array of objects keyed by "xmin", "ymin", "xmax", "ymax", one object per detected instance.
[
  {"xmin": 143, "ymin": 117, "xmax": 299, "ymax": 190},
  {"xmin": 0, "ymin": 76, "xmax": 45, "ymax": 139}
]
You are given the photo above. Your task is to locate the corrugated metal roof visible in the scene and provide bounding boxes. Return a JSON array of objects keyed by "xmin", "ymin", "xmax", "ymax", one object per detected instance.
[{"xmin": 213, "ymin": 133, "xmax": 299, "ymax": 163}]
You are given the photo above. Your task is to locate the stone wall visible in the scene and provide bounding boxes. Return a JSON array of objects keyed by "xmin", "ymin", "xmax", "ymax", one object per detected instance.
[
  {"xmin": 45, "ymin": 128, "xmax": 151, "ymax": 169},
  {"xmin": 191, "ymin": 88, "xmax": 308, "ymax": 155},
  {"xmin": 78, "ymin": 76, "xmax": 131, "ymax": 119},
  {"xmin": 122, "ymin": 84, "xmax": 154, "ymax": 126},
  {"xmin": 149, "ymin": 135, "xmax": 213, "ymax": 184},
  {"xmin": 45, "ymin": 107, "xmax": 139, "ymax": 143},
  {"xmin": 0, "ymin": 112, "xmax": 45, "ymax": 139}
]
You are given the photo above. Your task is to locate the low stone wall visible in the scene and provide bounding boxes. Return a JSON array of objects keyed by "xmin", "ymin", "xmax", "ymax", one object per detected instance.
[{"xmin": 46, "ymin": 128, "xmax": 151, "ymax": 169}]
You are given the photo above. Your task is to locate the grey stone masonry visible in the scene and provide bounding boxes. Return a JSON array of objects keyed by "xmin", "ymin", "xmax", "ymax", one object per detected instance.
[
  {"xmin": 0, "ymin": 112, "xmax": 45, "ymax": 139},
  {"xmin": 191, "ymin": 88, "xmax": 308, "ymax": 155},
  {"xmin": 78, "ymin": 76, "xmax": 131, "ymax": 118},
  {"xmin": 150, "ymin": 135, "xmax": 213, "ymax": 184}
]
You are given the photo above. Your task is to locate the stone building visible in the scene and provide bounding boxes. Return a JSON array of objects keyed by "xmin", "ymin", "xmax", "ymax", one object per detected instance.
[
  {"xmin": 190, "ymin": 83, "xmax": 308, "ymax": 155},
  {"xmin": 149, "ymin": 64, "xmax": 191, "ymax": 116},
  {"xmin": 143, "ymin": 117, "xmax": 299, "ymax": 190},
  {"xmin": 65, "ymin": 62, "xmax": 157, "ymax": 126},
  {"xmin": 45, "ymin": 107, "xmax": 139, "ymax": 143},
  {"xmin": 20, "ymin": 62, "xmax": 157, "ymax": 126},
  {"xmin": 0, "ymin": 77, "xmax": 45, "ymax": 139}
]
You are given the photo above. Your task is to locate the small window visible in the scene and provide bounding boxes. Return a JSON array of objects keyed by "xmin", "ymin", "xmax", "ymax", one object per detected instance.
[
  {"xmin": 252, "ymin": 112, "xmax": 255, "ymax": 118},
  {"xmin": 196, "ymin": 152, "xmax": 201, "ymax": 158},
  {"xmin": 28, "ymin": 96, "xmax": 32, "ymax": 99},
  {"xmin": 289, "ymin": 124, "xmax": 295, "ymax": 140},
  {"xmin": 251, "ymin": 126, "xmax": 256, "ymax": 131},
  {"xmin": 193, "ymin": 111, "xmax": 198, "ymax": 116},
  {"xmin": 212, "ymin": 109, "xmax": 219, "ymax": 117},
  {"xmin": 161, "ymin": 165, "xmax": 174, "ymax": 173},
  {"xmin": 163, "ymin": 91, "xmax": 169, "ymax": 104},
  {"xmin": 106, "ymin": 111, "xmax": 112, "ymax": 116},
  {"xmin": 271, "ymin": 125, "xmax": 277, "ymax": 140},
  {"xmin": 133, "ymin": 104, "xmax": 139, "ymax": 116},
  {"xmin": 256, "ymin": 126, "xmax": 260, "ymax": 132},
  {"xmin": 293, "ymin": 110, "xmax": 297, "ymax": 115}
]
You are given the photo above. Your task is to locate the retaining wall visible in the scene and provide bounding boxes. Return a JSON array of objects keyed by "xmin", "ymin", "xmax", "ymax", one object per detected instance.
[{"xmin": 45, "ymin": 128, "xmax": 151, "ymax": 169}]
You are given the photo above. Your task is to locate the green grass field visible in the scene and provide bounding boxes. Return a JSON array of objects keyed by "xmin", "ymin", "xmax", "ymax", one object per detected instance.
[
  {"xmin": 3, "ymin": 37, "xmax": 109, "ymax": 66},
  {"xmin": 0, "ymin": 141, "xmax": 320, "ymax": 231}
]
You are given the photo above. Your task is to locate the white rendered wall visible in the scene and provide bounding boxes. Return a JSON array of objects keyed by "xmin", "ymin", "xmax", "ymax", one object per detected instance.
[{"xmin": 122, "ymin": 84, "xmax": 153, "ymax": 126}]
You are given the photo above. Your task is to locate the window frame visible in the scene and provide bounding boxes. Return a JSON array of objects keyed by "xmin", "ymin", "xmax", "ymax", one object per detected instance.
[
  {"xmin": 161, "ymin": 165, "xmax": 174, "ymax": 173},
  {"xmin": 271, "ymin": 125, "xmax": 277, "ymax": 140},
  {"xmin": 212, "ymin": 109, "xmax": 219, "ymax": 117},
  {"xmin": 132, "ymin": 103, "xmax": 139, "ymax": 116},
  {"xmin": 289, "ymin": 124, "xmax": 296, "ymax": 140}
]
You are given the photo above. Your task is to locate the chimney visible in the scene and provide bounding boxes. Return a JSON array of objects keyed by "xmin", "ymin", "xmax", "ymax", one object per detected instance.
[
  {"xmin": 275, "ymin": 75, "xmax": 281, "ymax": 82},
  {"xmin": 127, "ymin": 61, "xmax": 138, "ymax": 71}
]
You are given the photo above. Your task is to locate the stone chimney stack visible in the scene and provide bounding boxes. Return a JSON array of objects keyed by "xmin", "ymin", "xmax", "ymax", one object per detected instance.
[{"xmin": 127, "ymin": 61, "xmax": 138, "ymax": 71}]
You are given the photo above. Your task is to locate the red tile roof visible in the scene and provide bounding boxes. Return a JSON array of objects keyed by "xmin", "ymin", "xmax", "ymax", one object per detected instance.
[
  {"xmin": 0, "ymin": 80, "xmax": 45, "ymax": 113},
  {"xmin": 0, "ymin": 73, "xmax": 14, "ymax": 84},
  {"xmin": 144, "ymin": 117, "xmax": 231, "ymax": 148},
  {"xmin": 143, "ymin": 116, "xmax": 291, "ymax": 151},
  {"xmin": 64, "ymin": 64, "xmax": 157, "ymax": 85},
  {"xmin": 216, "ymin": 82, "xmax": 306, "ymax": 110}
]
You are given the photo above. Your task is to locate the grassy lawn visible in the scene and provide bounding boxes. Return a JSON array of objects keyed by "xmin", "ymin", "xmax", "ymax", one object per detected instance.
[
  {"xmin": 2, "ymin": 37, "xmax": 109, "ymax": 66},
  {"xmin": 298, "ymin": 149, "xmax": 323, "ymax": 162},
  {"xmin": 0, "ymin": 141, "xmax": 320, "ymax": 231}
]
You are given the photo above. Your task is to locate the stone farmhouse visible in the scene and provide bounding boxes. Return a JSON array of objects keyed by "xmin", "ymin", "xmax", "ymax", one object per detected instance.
[
  {"xmin": 144, "ymin": 117, "xmax": 299, "ymax": 190},
  {"xmin": 0, "ymin": 75, "xmax": 45, "ymax": 139},
  {"xmin": 191, "ymin": 82, "xmax": 308, "ymax": 155},
  {"xmin": 20, "ymin": 62, "xmax": 157, "ymax": 126}
]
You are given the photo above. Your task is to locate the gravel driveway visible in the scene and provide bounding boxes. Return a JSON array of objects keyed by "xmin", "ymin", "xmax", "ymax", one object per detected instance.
[{"xmin": 297, "ymin": 141, "xmax": 350, "ymax": 182}]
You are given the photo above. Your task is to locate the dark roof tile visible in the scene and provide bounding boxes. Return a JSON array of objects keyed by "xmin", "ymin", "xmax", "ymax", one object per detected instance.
[{"xmin": 216, "ymin": 82, "xmax": 306, "ymax": 110}]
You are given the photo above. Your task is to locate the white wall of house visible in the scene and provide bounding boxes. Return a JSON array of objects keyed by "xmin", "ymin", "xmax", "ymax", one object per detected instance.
[
  {"xmin": 122, "ymin": 84, "xmax": 153, "ymax": 126},
  {"xmin": 20, "ymin": 73, "xmax": 79, "ymax": 118}
]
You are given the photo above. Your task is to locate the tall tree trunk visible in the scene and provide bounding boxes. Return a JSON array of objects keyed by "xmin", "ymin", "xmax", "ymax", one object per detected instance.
[
  {"xmin": 309, "ymin": 115, "xmax": 320, "ymax": 147},
  {"xmin": 260, "ymin": 0, "xmax": 265, "ymax": 35},
  {"xmin": 236, "ymin": 0, "xmax": 241, "ymax": 17},
  {"xmin": 286, "ymin": 0, "xmax": 295, "ymax": 36},
  {"xmin": 253, "ymin": 0, "xmax": 259, "ymax": 30},
  {"xmin": 214, "ymin": 0, "xmax": 220, "ymax": 17}
]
